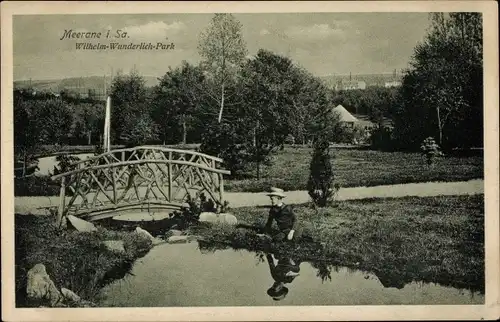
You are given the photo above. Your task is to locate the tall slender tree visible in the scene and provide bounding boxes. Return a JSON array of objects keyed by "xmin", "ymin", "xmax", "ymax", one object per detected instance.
[{"xmin": 198, "ymin": 13, "xmax": 247, "ymax": 123}]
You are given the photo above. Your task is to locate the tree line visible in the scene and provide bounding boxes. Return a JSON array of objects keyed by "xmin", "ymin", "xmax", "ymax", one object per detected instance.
[{"xmin": 14, "ymin": 13, "xmax": 483, "ymax": 169}]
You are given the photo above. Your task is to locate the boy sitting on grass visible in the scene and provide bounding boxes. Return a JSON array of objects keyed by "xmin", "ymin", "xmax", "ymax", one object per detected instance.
[{"xmin": 258, "ymin": 187, "xmax": 301, "ymax": 243}]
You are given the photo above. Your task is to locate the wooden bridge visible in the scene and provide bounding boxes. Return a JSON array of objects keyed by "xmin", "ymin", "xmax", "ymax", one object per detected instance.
[{"xmin": 51, "ymin": 146, "xmax": 230, "ymax": 224}]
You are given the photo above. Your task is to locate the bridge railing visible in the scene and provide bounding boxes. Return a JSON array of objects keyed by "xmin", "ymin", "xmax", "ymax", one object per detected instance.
[{"xmin": 51, "ymin": 146, "xmax": 230, "ymax": 224}]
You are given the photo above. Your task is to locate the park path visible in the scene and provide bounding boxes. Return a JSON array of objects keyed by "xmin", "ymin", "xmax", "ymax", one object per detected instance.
[{"xmin": 14, "ymin": 179, "xmax": 484, "ymax": 215}]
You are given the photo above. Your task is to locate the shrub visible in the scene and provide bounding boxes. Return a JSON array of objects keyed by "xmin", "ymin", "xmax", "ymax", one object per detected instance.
[
  {"xmin": 307, "ymin": 139, "xmax": 338, "ymax": 207},
  {"xmin": 284, "ymin": 134, "xmax": 295, "ymax": 145},
  {"xmin": 420, "ymin": 137, "xmax": 444, "ymax": 166},
  {"xmin": 14, "ymin": 175, "xmax": 60, "ymax": 196},
  {"xmin": 169, "ymin": 192, "xmax": 230, "ymax": 230},
  {"xmin": 52, "ymin": 154, "xmax": 81, "ymax": 176}
]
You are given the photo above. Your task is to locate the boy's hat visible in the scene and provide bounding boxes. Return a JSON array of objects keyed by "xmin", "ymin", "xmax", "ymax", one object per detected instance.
[
  {"xmin": 267, "ymin": 286, "xmax": 289, "ymax": 301},
  {"xmin": 266, "ymin": 187, "xmax": 286, "ymax": 199}
]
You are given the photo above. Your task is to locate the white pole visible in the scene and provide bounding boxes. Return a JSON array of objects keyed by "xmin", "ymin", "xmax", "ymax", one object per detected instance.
[{"xmin": 104, "ymin": 96, "xmax": 111, "ymax": 152}]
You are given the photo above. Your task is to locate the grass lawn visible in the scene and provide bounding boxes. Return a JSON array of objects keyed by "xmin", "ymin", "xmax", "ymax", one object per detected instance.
[
  {"xmin": 224, "ymin": 147, "xmax": 484, "ymax": 192},
  {"xmin": 193, "ymin": 194, "xmax": 484, "ymax": 293},
  {"xmin": 15, "ymin": 214, "xmax": 154, "ymax": 307}
]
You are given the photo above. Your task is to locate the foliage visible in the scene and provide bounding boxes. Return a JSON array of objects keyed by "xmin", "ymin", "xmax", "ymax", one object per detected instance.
[
  {"xmin": 307, "ymin": 139, "xmax": 338, "ymax": 207},
  {"xmin": 420, "ymin": 137, "xmax": 444, "ymax": 165},
  {"xmin": 169, "ymin": 192, "xmax": 228, "ymax": 230},
  {"xmin": 331, "ymin": 123, "xmax": 368, "ymax": 144},
  {"xmin": 119, "ymin": 114, "xmax": 160, "ymax": 147},
  {"xmin": 152, "ymin": 61, "xmax": 206, "ymax": 144},
  {"xmin": 393, "ymin": 13, "xmax": 483, "ymax": 151},
  {"xmin": 331, "ymin": 86, "xmax": 399, "ymax": 123},
  {"xmin": 52, "ymin": 154, "xmax": 81, "ymax": 176},
  {"xmin": 14, "ymin": 175, "xmax": 60, "ymax": 196},
  {"xmin": 110, "ymin": 70, "xmax": 156, "ymax": 146},
  {"xmin": 370, "ymin": 126, "xmax": 395, "ymax": 151},
  {"xmin": 198, "ymin": 13, "xmax": 248, "ymax": 123}
]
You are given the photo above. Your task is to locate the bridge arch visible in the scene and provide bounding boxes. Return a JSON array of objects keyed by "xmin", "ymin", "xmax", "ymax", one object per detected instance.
[{"xmin": 51, "ymin": 146, "xmax": 230, "ymax": 224}]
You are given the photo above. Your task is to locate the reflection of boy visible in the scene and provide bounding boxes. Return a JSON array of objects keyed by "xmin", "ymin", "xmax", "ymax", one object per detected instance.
[
  {"xmin": 265, "ymin": 253, "xmax": 301, "ymax": 301},
  {"xmin": 262, "ymin": 187, "xmax": 301, "ymax": 242}
]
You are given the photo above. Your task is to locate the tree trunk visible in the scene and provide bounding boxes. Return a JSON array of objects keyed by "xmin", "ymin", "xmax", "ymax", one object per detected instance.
[
  {"xmin": 436, "ymin": 106, "xmax": 443, "ymax": 145},
  {"xmin": 218, "ymin": 83, "xmax": 225, "ymax": 123},
  {"xmin": 182, "ymin": 116, "xmax": 187, "ymax": 145},
  {"xmin": 87, "ymin": 130, "xmax": 92, "ymax": 145}
]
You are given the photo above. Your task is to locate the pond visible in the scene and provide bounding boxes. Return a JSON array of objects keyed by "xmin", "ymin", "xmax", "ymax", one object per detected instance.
[{"xmin": 99, "ymin": 242, "xmax": 484, "ymax": 307}]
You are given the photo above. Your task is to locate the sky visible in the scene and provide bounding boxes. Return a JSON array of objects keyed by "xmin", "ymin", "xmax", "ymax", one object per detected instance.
[{"xmin": 13, "ymin": 13, "xmax": 431, "ymax": 80}]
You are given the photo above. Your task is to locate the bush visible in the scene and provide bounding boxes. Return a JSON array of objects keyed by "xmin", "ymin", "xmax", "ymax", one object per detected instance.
[
  {"xmin": 15, "ymin": 175, "xmax": 60, "ymax": 196},
  {"xmin": 199, "ymin": 123, "xmax": 253, "ymax": 178},
  {"xmin": 169, "ymin": 192, "xmax": 230, "ymax": 230},
  {"xmin": 307, "ymin": 139, "xmax": 338, "ymax": 207},
  {"xmin": 420, "ymin": 137, "xmax": 444, "ymax": 166}
]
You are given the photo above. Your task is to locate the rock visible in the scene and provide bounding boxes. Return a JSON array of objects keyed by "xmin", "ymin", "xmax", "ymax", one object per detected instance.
[
  {"xmin": 167, "ymin": 235, "xmax": 199, "ymax": 244},
  {"xmin": 102, "ymin": 240, "xmax": 125, "ymax": 253},
  {"xmin": 61, "ymin": 288, "xmax": 81, "ymax": 302},
  {"xmin": 221, "ymin": 213, "xmax": 237, "ymax": 225},
  {"xmin": 26, "ymin": 264, "xmax": 62, "ymax": 306},
  {"xmin": 66, "ymin": 215, "xmax": 97, "ymax": 232},
  {"xmin": 165, "ymin": 229, "xmax": 183, "ymax": 237},
  {"xmin": 135, "ymin": 227, "xmax": 155, "ymax": 242},
  {"xmin": 199, "ymin": 212, "xmax": 237, "ymax": 225},
  {"xmin": 152, "ymin": 237, "xmax": 167, "ymax": 246}
]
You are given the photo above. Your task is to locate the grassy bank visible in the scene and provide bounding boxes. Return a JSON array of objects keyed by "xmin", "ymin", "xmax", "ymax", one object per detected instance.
[
  {"xmin": 194, "ymin": 194, "xmax": 484, "ymax": 293},
  {"xmin": 15, "ymin": 214, "xmax": 153, "ymax": 307},
  {"xmin": 225, "ymin": 147, "xmax": 484, "ymax": 192}
]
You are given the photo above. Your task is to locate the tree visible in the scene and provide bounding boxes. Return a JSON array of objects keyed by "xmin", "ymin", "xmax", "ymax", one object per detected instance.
[
  {"xmin": 307, "ymin": 138, "xmax": 337, "ymax": 207},
  {"xmin": 394, "ymin": 13, "xmax": 483, "ymax": 150},
  {"xmin": 198, "ymin": 13, "xmax": 247, "ymax": 123},
  {"xmin": 152, "ymin": 61, "xmax": 206, "ymax": 144},
  {"xmin": 110, "ymin": 69, "xmax": 153, "ymax": 146},
  {"xmin": 120, "ymin": 114, "xmax": 159, "ymax": 146}
]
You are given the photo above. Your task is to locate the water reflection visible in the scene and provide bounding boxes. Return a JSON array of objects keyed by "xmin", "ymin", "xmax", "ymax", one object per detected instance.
[
  {"xmin": 99, "ymin": 242, "xmax": 484, "ymax": 306},
  {"xmin": 264, "ymin": 252, "xmax": 302, "ymax": 301},
  {"xmin": 197, "ymin": 241, "xmax": 483, "ymax": 296}
]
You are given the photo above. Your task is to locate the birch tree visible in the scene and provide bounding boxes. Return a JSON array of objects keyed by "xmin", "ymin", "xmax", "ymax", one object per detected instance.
[{"xmin": 198, "ymin": 13, "xmax": 247, "ymax": 123}]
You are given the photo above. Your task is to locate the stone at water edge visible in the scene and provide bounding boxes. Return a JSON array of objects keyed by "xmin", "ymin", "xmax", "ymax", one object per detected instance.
[
  {"xmin": 135, "ymin": 227, "xmax": 155, "ymax": 242},
  {"xmin": 199, "ymin": 212, "xmax": 237, "ymax": 225},
  {"xmin": 102, "ymin": 240, "xmax": 126, "ymax": 253},
  {"xmin": 61, "ymin": 288, "xmax": 81, "ymax": 302},
  {"xmin": 26, "ymin": 264, "xmax": 62, "ymax": 306},
  {"xmin": 167, "ymin": 235, "xmax": 199, "ymax": 244},
  {"xmin": 66, "ymin": 215, "xmax": 97, "ymax": 233},
  {"xmin": 165, "ymin": 229, "xmax": 184, "ymax": 237}
]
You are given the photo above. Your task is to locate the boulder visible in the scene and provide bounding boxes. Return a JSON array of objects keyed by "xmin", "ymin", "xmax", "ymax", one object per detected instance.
[
  {"xmin": 199, "ymin": 212, "xmax": 237, "ymax": 225},
  {"xmin": 167, "ymin": 235, "xmax": 198, "ymax": 244},
  {"xmin": 66, "ymin": 215, "xmax": 97, "ymax": 232},
  {"xmin": 102, "ymin": 240, "xmax": 125, "ymax": 253},
  {"xmin": 26, "ymin": 264, "xmax": 62, "ymax": 306},
  {"xmin": 61, "ymin": 288, "xmax": 81, "ymax": 303},
  {"xmin": 135, "ymin": 227, "xmax": 155, "ymax": 242},
  {"xmin": 165, "ymin": 229, "xmax": 183, "ymax": 237}
]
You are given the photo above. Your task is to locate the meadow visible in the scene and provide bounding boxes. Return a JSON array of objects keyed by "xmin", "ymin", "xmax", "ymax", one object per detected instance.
[{"xmin": 225, "ymin": 146, "xmax": 484, "ymax": 192}]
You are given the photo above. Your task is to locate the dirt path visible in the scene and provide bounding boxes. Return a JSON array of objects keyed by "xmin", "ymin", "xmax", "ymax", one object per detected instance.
[{"xmin": 14, "ymin": 179, "xmax": 484, "ymax": 215}]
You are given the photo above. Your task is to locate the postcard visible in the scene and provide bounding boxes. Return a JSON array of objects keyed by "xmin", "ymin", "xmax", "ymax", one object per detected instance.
[{"xmin": 2, "ymin": 1, "xmax": 499, "ymax": 321}]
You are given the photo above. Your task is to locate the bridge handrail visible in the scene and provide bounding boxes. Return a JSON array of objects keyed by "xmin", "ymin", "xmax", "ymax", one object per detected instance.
[
  {"xmin": 51, "ymin": 159, "xmax": 231, "ymax": 180},
  {"xmin": 62, "ymin": 146, "xmax": 224, "ymax": 168}
]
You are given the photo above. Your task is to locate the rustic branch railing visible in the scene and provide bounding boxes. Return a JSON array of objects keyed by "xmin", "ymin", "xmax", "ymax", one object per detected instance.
[{"xmin": 51, "ymin": 146, "xmax": 230, "ymax": 225}]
